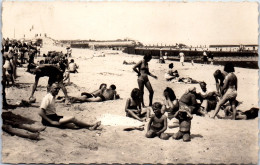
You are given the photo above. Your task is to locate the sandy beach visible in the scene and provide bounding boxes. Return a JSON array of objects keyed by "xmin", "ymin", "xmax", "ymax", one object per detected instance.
[{"xmin": 2, "ymin": 46, "xmax": 258, "ymax": 164}]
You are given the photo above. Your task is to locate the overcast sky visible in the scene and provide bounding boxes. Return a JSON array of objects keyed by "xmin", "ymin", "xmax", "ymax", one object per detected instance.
[{"xmin": 2, "ymin": 2, "xmax": 258, "ymax": 46}]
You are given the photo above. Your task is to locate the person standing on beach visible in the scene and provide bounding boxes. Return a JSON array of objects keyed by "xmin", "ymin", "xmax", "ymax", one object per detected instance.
[
  {"xmin": 211, "ymin": 62, "xmax": 238, "ymax": 120},
  {"xmin": 202, "ymin": 51, "xmax": 208, "ymax": 64},
  {"xmin": 179, "ymin": 51, "xmax": 185, "ymax": 66},
  {"xmin": 213, "ymin": 69, "xmax": 228, "ymax": 97},
  {"xmin": 133, "ymin": 54, "xmax": 157, "ymax": 107},
  {"xmin": 29, "ymin": 65, "xmax": 70, "ymax": 104}
]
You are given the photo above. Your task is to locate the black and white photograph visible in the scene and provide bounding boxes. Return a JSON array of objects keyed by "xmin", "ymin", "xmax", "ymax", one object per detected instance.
[{"xmin": 1, "ymin": 2, "xmax": 259, "ymax": 164}]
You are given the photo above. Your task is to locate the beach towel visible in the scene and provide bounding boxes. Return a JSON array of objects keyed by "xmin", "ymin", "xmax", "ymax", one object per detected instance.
[{"xmin": 98, "ymin": 114, "xmax": 144, "ymax": 127}]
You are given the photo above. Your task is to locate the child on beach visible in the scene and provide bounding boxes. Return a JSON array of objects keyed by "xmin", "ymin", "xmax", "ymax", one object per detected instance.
[
  {"xmin": 146, "ymin": 102, "xmax": 169, "ymax": 140},
  {"xmin": 125, "ymin": 88, "xmax": 150, "ymax": 122},
  {"xmin": 172, "ymin": 108, "xmax": 193, "ymax": 142}
]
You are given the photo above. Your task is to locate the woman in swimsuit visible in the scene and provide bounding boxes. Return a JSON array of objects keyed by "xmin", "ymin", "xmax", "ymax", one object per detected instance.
[
  {"xmin": 133, "ymin": 54, "xmax": 157, "ymax": 107},
  {"xmin": 211, "ymin": 62, "xmax": 238, "ymax": 120},
  {"xmin": 125, "ymin": 88, "xmax": 150, "ymax": 122},
  {"xmin": 161, "ymin": 87, "xmax": 179, "ymax": 118}
]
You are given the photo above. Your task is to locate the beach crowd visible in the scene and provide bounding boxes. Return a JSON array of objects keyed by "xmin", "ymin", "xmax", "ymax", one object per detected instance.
[{"xmin": 2, "ymin": 38, "xmax": 258, "ymax": 141}]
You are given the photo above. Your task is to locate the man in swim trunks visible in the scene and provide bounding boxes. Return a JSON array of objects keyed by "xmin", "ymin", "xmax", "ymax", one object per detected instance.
[
  {"xmin": 29, "ymin": 65, "xmax": 70, "ymax": 104},
  {"xmin": 211, "ymin": 62, "xmax": 238, "ymax": 119}
]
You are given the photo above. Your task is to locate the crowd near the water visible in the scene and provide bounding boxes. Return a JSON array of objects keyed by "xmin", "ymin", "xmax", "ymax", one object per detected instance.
[{"xmin": 2, "ymin": 38, "xmax": 258, "ymax": 141}]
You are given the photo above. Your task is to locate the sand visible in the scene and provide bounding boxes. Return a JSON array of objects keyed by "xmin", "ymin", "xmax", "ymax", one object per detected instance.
[{"xmin": 2, "ymin": 45, "xmax": 258, "ymax": 164}]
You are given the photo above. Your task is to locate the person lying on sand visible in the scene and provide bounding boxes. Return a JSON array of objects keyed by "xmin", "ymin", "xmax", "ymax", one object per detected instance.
[
  {"xmin": 125, "ymin": 88, "xmax": 150, "ymax": 122},
  {"xmin": 38, "ymin": 83, "xmax": 101, "ymax": 129},
  {"xmin": 123, "ymin": 60, "xmax": 136, "ymax": 65},
  {"xmin": 71, "ymin": 84, "xmax": 119, "ymax": 103},
  {"xmin": 171, "ymin": 77, "xmax": 199, "ymax": 84},
  {"xmin": 211, "ymin": 62, "xmax": 238, "ymax": 120},
  {"xmin": 2, "ymin": 111, "xmax": 46, "ymax": 140},
  {"xmin": 29, "ymin": 65, "xmax": 70, "ymax": 104},
  {"xmin": 172, "ymin": 108, "xmax": 193, "ymax": 142},
  {"xmin": 196, "ymin": 82, "xmax": 219, "ymax": 115},
  {"xmin": 81, "ymin": 83, "xmax": 107, "ymax": 98},
  {"xmin": 146, "ymin": 102, "xmax": 169, "ymax": 140},
  {"xmin": 164, "ymin": 63, "xmax": 179, "ymax": 81},
  {"xmin": 217, "ymin": 100, "xmax": 258, "ymax": 120}
]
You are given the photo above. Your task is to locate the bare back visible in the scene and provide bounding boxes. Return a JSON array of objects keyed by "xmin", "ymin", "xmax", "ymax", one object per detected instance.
[
  {"xmin": 224, "ymin": 73, "xmax": 237, "ymax": 90},
  {"xmin": 102, "ymin": 89, "xmax": 116, "ymax": 100}
]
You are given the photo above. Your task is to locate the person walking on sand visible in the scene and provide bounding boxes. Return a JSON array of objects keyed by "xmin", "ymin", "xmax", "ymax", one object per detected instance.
[
  {"xmin": 179, "ymin": 51, "xmax": 185, "ymax": 66},
  {"xmin": 211, "ymin": 62, "xmax": 238, "ymax": 120},
  {"xmin": 39, "ymin": 83, "xmax": 101, "ymax": 129},
  {"xmin": 133, "ymin": 54, "xmax": 157, "ymax": 107}
]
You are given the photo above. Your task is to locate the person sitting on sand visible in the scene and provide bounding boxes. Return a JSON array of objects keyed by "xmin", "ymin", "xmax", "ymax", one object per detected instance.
[
  {"xmin": 172, "ymin": 108, "xmax": 193, "ymax": 142},
  {"xmin": 71, "ymin": 84, "xmax": 118, "ymax": 103},
  {"xmin": 125, "ymin": 88, "xmax": 151, "ymax": 122},
  {"xmin": 179, "ymin": 87, "xmax": 203, "ymax": 115},
  {"xmin": 63, "ymin": 68, "xmax": 70, "ymax": 85},
  {"xmin": 29, "ymin": 65, "xmax": 70, "ymax": 104},
  {"xmin": 146, "ymin": 102, "xmax": 169, "ymax": 140},
  {"xmin": 213, "ymin": 69, "xmax": 228, "ymax": 97},
  {"xmin": 164, "ymin": 63, "xmax": 179, "ymax": 81},
  {"xmin": 211, "ymin": 62, "xmax": 238, "ymax": 119},
  {"xmin": 196, "ymin": 82, "xmax": 219, "ymax": 115},
  {"xmin": 81, "ymin": 83, "xmax": 107, "ymax": 98},
  {"xmin": 68, "ymin": 59, "xmax": 79, "ymax": 73},
  {"xmin": 38, "ymin": 83, "xmax": 101, "ymax": 129},
  {"xmin": 133, "ymin": 54, "xmax": 157, "ymax": 107},
  {"xmin": 161, "ymin": 87, "xmax": 179, "ymax": 119}
]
